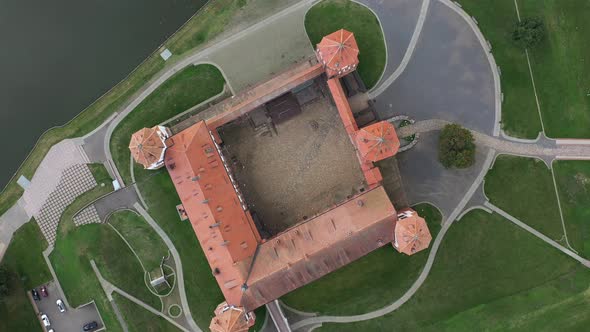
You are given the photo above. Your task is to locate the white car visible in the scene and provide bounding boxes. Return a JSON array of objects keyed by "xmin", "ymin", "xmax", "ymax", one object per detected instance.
[
  {"xmin": 56, "ymin": 299, "xmax": 66, "ymax": 313},
  {"xmin": 40, "ymin": 313, "xmax": 51, "ymax": 327}
]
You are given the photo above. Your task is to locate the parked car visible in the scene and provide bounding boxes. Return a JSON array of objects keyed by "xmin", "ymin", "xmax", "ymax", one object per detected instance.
[
  {"xmin": 56, "ymin": 299, "xmax": 66, "ymax": 313},
  {"xmin": 31, "ymin": 289, "xmax": 40, "ymax": 301},
  {"xmin": 40, "ymin": 313, "xmax": 51, "ymax": 327},
  {"xmin": 40, "ymin": 285, "xmax": 48, "ymax": 297},
  {"xmin": 48, "ymin": 330, "xmax": 54, "ymax": 332},
  {"xmin": 83, "ymin": 321, "xmax": 98, "ymax": 331}
]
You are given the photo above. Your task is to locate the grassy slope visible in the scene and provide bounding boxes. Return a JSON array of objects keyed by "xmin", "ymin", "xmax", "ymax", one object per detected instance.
[
  {"xmin": 0, "ymin": 221, "xmax": 50, "ymax": 332},
  {"xmin": 110, "ymin": 64, "xmax": 225, "ymax": 184},
  {"xmin": 319, "ymin": 209, "xmax": 585, "ymax": 331},
  {"xmin": 553, "ymin": 161, "xmax": 590, "ymax": 259},
  {"xmin": 304, "ymin": 0, "xmax": 386, "ymax": 89},
  {"xmin": 519, "ymin": 0, "xmax": 590, "ymax": 138},
  {"xmin": 282, "ymin": 203, "xmax": 441, "ymax": 315},
  {"xmin": 138, "ymin": 171, "xmax": 224, "ymax": 327},
  {"xmin": 0, "ymin": 0, "xmax": 256, "ymax": 215},
  {"xmin": 252, "ymin": 306, "xmax": 267, "ymax": 332},
  {"xmin": 484, "ymin": 155, "xmax": 563, "ymax": 240},
  {"xmin": 458, "ymin": 0, "xmax": 541, "ymax": 138},
  {"xmin": 109, "ymin": 210, "xmax": 169, "ymax": 271},
  {"xmin": 113, "ymin": 293, "xmax": 180, "ymax": 332}
]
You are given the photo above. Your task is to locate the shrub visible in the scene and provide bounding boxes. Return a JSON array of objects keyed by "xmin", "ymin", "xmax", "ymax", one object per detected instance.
[
  {"xmin": 512, "ymin": 17, "xmax": 545, "ymax": 49},
  {"xmin": 438, "ymin": 124, "xmax": 476, "ymax": 169},
  {"xmin": 0, "ymin": 266, "xmax": 8, "ymax": 301}
]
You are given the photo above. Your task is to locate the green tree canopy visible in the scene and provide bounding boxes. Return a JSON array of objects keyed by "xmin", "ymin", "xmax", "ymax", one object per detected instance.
[
  {"xmin": 512, "ymin": 17, "xmax": 545, "ymax": 48},
  {"xmin": 438, "ymin": 124, "xmax": 476, "ymax": 169}
]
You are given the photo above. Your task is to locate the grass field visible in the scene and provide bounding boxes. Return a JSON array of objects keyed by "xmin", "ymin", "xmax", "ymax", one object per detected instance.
[
  {"xmin": 553, "ymin": 161, "xmax": 590, "ymax": 259},
  {"xmin": 0, "ymin": 0, "xmax": 283, "ymax": 216},
  {"xmin": 138, "ymin": 171, "xmax": 224, "ymax": 327},
  {"xmin": 484, "ymin": 155, "xmax": 563, "ymax": 240},
  {"xmin": 282, "ymin": 203, "xmax": 441, "ymax": 315},
  {"xmin": 304, "ymin": 0, "xmax": 386, "ymax": 89},
  {"xmin": 109, "ymin": 210, "xmax": 169, "ymax": 272},
  {"xmin": 113, "ymin": 293, "xmax": 180, "ymax": 332},
  {"xmin": 0, "ymin": 221, "xmax": 50, "ymax": 332},
  {"xmin": 519, "ymin": 0, "xmax": 590, "ymax": 138},
  {"xmin": 458, "ymin": 0, "xmax": 541, "ymax": 138},
  {"xmin": 110, "ymin": 64, "xmax": 225, "ymax": 184},
  {"xmin": 318, "ymin": 209, "xmax": 587, "ymax": 331}
]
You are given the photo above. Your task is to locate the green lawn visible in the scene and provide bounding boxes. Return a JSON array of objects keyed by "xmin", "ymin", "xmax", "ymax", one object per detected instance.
[
  {"xmin": 52, "ymin": 222, "xmax": 160, "ymax": 309},
  {"xmin": 137, "ymin": 171, "xmax": 224, "ymax": 327},
  {"xmin": 0, "ymin": 0, "xmax": 268, "ymax": 216},
  {"xmin": 305, "ymin": 0, "xmax": 386, "ymax": 89},
  {"xmin": 282, "ymin": 203, "xmax": 441, "ymax": 315},
  {"xmin": 484, "ymin": 155, "xmax": 563, "ymax": 240},
  {"xmin": 110, "ymin": 64, "xmax": 225, "ymax": 184},
  {"xmin": 458, "ymin": 0, "xmax": 541, "ymax": 138},
  {"xmin": 553, "ymin": 161, "xmax": 590, "ymax": 259},
  {"xmin": 0, "ymin": 221, "xmax": 50, "ymax": 332},
  {"xmin": 113, "ymin": 293, "xmax": 180, "ymax": 332},
  {"xmin": 109, "ymin": 210, "xmax": 169, "ymax": 272},
  {"xmin": 519, "ymin": 0, "xmax": 590, "ymax": 138},
  {"xmin": 252, "ymin": 306, "xmax": 267, "ymax": 332},
  {"xmin": 318, "ymin": 209, "xmax": 587, "ymax": 331}
]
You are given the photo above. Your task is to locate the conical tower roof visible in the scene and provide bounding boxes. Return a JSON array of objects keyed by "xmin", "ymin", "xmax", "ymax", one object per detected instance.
[
  {"xmin": 316, "ymin": 29, "xmax": 359, "ymax": 78},
  {"xmin": 355, "ymin": 121, "xmax": 400, "ymax": 162},
  {"xmin": 394, "ymin": 210, "xmax": 432, "ymax": 255},
  {"xmin": 129, "ymin": 127, "xmax": 166, "ymax": 169},
  {"xmin": 209, "ymin": 302, "xmax": 254, "ymax": 332}
]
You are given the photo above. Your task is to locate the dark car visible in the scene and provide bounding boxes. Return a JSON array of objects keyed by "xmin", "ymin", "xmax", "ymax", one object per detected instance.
[
  {"xmin": 40, "ymin": 285, "xmax": 48, "ymax": 297},
  {"xmin": 31, "ymin": 289, "xmax": 40, "ymax": 301},
  {"xmin": 82, "ymin": 321, "xmax": 98, "ymax": 331}
]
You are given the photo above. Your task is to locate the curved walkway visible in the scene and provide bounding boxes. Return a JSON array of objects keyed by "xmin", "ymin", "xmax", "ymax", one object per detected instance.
[
  {"xmin": 369, "ymin": 0, "xmax": 430, "ymax": 98},
  {"xmin": 133, "ymin": 202, "xmax": 201, "ymax": 332},
  {"xmin": 103, "ymin": 0, "xmax": 318, "ymax": 186}
]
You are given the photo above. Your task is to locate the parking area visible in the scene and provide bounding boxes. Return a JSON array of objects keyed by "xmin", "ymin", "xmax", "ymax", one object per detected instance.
[{"xmin": 32, "ymin": 281, "xmax": 104, "ymax": 332}]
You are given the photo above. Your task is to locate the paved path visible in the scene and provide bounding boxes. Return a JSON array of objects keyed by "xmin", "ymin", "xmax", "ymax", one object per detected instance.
[
  {"xmin": 91, "ymin": 260, "xmax": 188, "ymax": 332},
  {"xmin": 267, "ymin": 300, "xmax": 292, "ymax": 332},
  {"xmin": 134, "ymin": 202, "xmax": 201, "ymax": 332},
  {"xmin": 485, "ymin": 202, "xmax": 590, "ymax": 268},
  {"xmin": 369, "ymin": 0, "xmax": 430, "ymax": 97},
  {"xmin": 398, "ymin": 119, "xmax": 590, "ymax": 162},
  {"xmin": 0, "ymin": 197, "xmax": 29, "ymax": 260}
]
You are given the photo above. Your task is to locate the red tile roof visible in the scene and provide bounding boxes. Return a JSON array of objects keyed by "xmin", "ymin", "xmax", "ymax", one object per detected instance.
[
  {"xmin": 210, "ymin": 302, "xmax": 255, "ymax": 332},
  {"xmin": 240, "ymin": 186, "xmax": 396, "ymax": 310},
  {"xmin": 355, "ymin": 121, "xmax": 400, "ymax": 162},
  {"xmin": 393, "ymin": 208, "xmax": 432, "ymax": 255},
  {"xmin": 164, "ymin": 121, "xmax": 260, "ymax": 305},
  {"xmin": 129, "ymin": 127, "xmax": 166, "ymax": 169},
  {"xmin": 316, "ymin": 29, "xmax": 360, "ymax": 78}
]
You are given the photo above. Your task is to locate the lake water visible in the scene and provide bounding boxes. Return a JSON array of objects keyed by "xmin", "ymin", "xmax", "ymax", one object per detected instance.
[{"xmin": 0, "ymin": 0, "xmax": 207, "ymax": 188}]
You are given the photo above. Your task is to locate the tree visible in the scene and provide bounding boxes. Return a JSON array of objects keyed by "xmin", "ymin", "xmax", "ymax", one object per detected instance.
[
  {"xmin": 0, "ymin": 266, "xmax": 9, "ymax": 301},
  {"xmin": 438, "ymin": 124, "xmax": 476, "ymax": 169},
  {"xmin": 512, "ymin": 17, "xmax": 545, "ymax": 49}
]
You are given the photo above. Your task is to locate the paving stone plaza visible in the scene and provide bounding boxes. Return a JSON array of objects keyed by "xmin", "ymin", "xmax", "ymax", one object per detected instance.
[{"xmin": 34, "ymin": 164, "xmax": 96, "ymax": 245}]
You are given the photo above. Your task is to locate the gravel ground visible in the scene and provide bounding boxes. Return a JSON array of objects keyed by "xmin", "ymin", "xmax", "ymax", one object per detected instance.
[{"xmin": 220, "ymin": 96, "xmax": 365, "ymax": 234}]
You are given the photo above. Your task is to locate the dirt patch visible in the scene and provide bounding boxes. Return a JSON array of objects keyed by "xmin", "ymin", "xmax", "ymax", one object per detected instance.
[{"xmin": 219, "ymin": 95, "xmax": 365, "ymax": 235}]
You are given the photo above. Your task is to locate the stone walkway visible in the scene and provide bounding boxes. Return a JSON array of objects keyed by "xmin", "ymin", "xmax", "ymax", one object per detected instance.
[
  {"xmin": 398, "ymin": 119, "xmax": 590, "ymax": 163},
  {"xmin": 34, "ymin": 164, "xmax": 97, "ymax": 245},
  {"xmin": 21, "ymin": 139, "xmax": 90, "ymax": 216}
]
